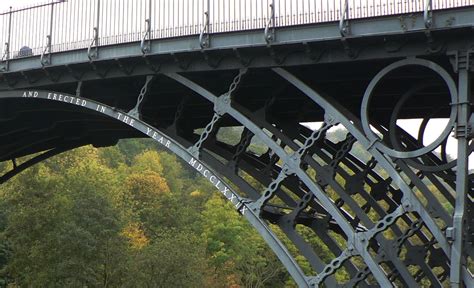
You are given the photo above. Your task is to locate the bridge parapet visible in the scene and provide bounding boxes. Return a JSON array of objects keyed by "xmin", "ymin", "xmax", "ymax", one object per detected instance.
[
  {"xmin": 0, "ymin": 1, "xmax": 473, "ymax": 287},
  {"xmin": 0, "ymin": 0, "xmax": 473, "ymax": 67}
]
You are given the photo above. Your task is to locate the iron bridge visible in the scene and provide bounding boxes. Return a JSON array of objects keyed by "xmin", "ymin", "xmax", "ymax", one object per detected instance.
[{"xmin": 0, "ymin": 0, "xmax": 474, "ymax": 287}]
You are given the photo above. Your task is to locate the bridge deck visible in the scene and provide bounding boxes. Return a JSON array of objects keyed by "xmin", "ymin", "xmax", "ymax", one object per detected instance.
[
  {"xmin": 0, "ymin": 1, "xmax": 473, "ymax": 287},
  {"xmin": 0, "ymin": 0, "xmax": 473, "ymax": 75}
]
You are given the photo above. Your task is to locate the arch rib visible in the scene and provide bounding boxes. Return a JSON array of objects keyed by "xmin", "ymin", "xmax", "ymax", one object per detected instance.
[
  {"xmin": 0, "ymin": 90, "xmax": 310, "ymax": 288},
  {"xmin": 272, "ymin": 67, "xmax": 474, "ymax": 287},
  {"xmin": 164, "ymin": 72, "xmax": 393, "ymax": 287}
]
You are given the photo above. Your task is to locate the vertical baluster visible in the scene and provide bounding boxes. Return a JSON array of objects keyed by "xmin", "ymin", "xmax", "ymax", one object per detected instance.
[{"xmin": 7, "ymin": 8, "xmax": 11, "ymax": 57}]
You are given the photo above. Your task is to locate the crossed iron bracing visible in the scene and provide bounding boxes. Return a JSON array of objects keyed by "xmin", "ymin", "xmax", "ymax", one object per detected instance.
[{"xmin": 0, "ymin": 0, "xmax": 473, "ymax": 287}]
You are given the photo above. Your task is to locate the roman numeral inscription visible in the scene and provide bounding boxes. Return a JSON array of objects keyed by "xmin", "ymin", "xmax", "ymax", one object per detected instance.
[
  {"xmin": 19, "ymin": 90, "xmax": 247, "ymax": 216},
  {"xmin": 189, "ymin": 157, "xmax": 247, "ymax": 215}
]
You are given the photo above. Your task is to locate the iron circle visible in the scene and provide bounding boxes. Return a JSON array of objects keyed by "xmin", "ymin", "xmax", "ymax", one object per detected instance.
[{"xmin": 361, "ymin": 58, "xmax": 458, "ymax": 159}]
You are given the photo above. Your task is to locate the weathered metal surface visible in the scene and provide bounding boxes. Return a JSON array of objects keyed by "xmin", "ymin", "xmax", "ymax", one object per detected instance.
[{"xmin": 0, "ymin": 1, "xmax": 473, "ymax": 287}]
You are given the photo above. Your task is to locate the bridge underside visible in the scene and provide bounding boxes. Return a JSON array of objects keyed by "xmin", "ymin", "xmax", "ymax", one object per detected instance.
[
  {"xmin": 0, "ymin": 23, "xmax": 473, "ymax": 287},
  {"xmin": 0, "ymin": 64, "xmax": 472, "ymax": 156}
]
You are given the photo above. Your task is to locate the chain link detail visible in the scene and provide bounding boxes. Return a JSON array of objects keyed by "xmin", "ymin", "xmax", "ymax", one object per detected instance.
[
  {"xmin": 188, "ymin": 113, "xmax": 221, "ymax": 158},
  {"xmin": 328, "ymin": 134, "xmax": 356, "ymax": 177},
  {"xmin": 312, "ymin": 248, "xmax": 355, "ymax": 286},
  {"xmin": 252, "ymin": 167, "xmax": 290, "ymax": 213},
  {"xmin": 128, "ymin": 75, "xmax": 154, "ymax": 119},
  {"xmin": 230, "ymin": 128, "xmax": 254, "ymax": 172}
]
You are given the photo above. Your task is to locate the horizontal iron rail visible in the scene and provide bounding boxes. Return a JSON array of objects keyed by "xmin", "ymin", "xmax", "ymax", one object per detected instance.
[{"xmin": 0, "ymin": 0, "xmax": 473, "ymax": 61}]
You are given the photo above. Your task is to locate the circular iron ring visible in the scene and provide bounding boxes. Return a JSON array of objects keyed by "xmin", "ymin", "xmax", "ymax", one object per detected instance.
[{"xmin": 361, "ymin": 58, "xmax": 458, "ymax": 159}]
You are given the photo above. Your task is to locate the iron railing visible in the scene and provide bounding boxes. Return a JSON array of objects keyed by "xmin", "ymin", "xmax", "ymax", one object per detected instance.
[{"xmin": 0, "ymin": 0, "xmax": 473, "ymax": 60}]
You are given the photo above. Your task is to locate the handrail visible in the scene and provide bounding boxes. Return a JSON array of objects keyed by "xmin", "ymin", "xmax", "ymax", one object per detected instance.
[{"xmin": 0, "ymin": 0, "xmax": 473, "ymax": 61}]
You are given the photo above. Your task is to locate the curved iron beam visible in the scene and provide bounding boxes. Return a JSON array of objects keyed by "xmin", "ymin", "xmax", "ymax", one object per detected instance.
[
  {"xmin": 164, "ymin": 72, "xmax": 393, "ymax": 286},
  {"xmin": 272, "ymin": 67, "xmax": 474, "ymax": 287},
  {"xmin": 0, "ymin": 90, "xmax": 311, "ymax": 288}
]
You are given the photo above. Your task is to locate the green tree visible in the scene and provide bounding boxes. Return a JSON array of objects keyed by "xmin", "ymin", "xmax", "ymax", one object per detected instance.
[
  {"xmin": 124, "ymin": 229, "xmax": 209, "ymax": 288},
  {"xmin": 202, "ymin": 195, "xmax": 287, "ymax": 287},
  {"xmin": 0, "ymin": 148, "xmax": 128, "ymax": 287}
]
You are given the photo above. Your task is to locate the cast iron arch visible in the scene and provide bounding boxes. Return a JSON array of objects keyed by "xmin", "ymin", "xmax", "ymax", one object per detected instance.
[{"xmin": 0, "ymin": 89, "xmax": 311, "ymax": 287}]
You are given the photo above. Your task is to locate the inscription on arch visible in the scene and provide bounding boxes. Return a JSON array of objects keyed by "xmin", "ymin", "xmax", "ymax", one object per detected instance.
[{"xmin": 18, "ymin": 90, "xmax": 248, "ymax": 215}]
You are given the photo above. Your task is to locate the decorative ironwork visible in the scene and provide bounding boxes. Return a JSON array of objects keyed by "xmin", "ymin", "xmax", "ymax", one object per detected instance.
[
  {"xmin": 0, "ymin": 3, "xmax": 473, "ymax": 285},
  {"xmin": 1, "ymin": 0, "xmax": 473, "ymax": 58},
  {"xmin": 128, "ymin": 75, "xmax": 154, "ymax": 119},
  {"xmin": 264, "ymin": 0, "xmax": 276, "ymax": 44}
]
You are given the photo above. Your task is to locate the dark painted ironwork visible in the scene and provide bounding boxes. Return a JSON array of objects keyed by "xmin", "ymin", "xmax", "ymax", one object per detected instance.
[{"xmin": 0, "ymin": 1, "xmax": 473, "ymax": 287}]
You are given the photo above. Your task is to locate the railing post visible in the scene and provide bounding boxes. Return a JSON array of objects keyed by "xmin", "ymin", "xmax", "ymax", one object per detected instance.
[
  {"xmin": 339, "ymin": 0, "xmax": 350, "ymax": 37},
  {"xmin": 424, "ymin": 0, "xmax": 433, "ymax": 29},
  {"xmin": 41, "ymin": 0, "xmax": 55, "ymax": 66},
  {"xmin": 88, "ymin": 0, "xmax": 100, "ymax": 60},
  {"xmin": 0, "ymin": 6, "xmax": 13, "ymax": 72},
  {"xmin": 141, "ymin": 0, "xmax": 152, "ymax": 54},
  {"xmin": 424, "ymin": 0, "xmax": 434, "ymax": 45},
  {"xmin": 199, "ymin": 0, "xmax": 210, "ymax": 49},
  {"xmin": 264, "ymin": 0, "xmax": 276, "ymax": 44}
]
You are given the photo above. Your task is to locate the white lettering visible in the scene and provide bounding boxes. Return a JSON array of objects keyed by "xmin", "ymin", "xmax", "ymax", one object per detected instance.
[
  {"xmin": 69, "ymin": 96, "xmax": 75, "ymax": 103},
  {"xmin": 58, "ymin": 94, "xmax": 63, "ymax": 101},
  {"xmin": 240, "ymin": 205, "xmax": 247, "ymax": 215},
  {"xmin": 158, "ymin": 136, "xmax": 164, "ymax": 144},
  {"xmin": 81, "ymin": 100, "xmax": 87, "ymax": 107},
  {"xmin": 64, "ymin": 96, "xmax": 69, "ymax": 102},
  {"xmin": 117, "ymin": 112, "xmax": 123, "ymax": 120},
  {"xmin": 53, "ymin": 93, "xmax": 58, "ymax": 100},
  {"xmin": 209, "ymin": 175, "xmax": 216, "ymax": 184},
  {"xmin": 189, "ymin": 158, "xmax": 197, "ymax": 167},
  {"xmin": 100, "ymin": 106, "xmax": 106, "ymax": 113},
  {"xmin": 23, "ymin": 91, "xmax": 39, "ymax": 98},
  {"xmin": 75, "ymin": 98, "xmax": 81, "ymax": 105},
  {"xmin": 165, "ymin": 140, "xmax": 171, "ymax": 148},
  {"xmin": 47, "ymin": 93, "xmax": 52, "ymax": 99},
  {"xmin": 203, "ymin": 170, "xmax": 210, "ymax": 177},
  {"xmin": 129, "ymin": 119, "xmax": 134, "ymax": 127},
  {"xmin": 196, "ymin": 164, "xmax": 203, "ymax": 172},
  {"xmin": 146, "ymin": 127, "xmax": 152, "ymax": 135},
  {"xmin": 222, "ymin": 186, "xmax": 230, "ymax": 196},
  {"xmin": 223, "ymin": 186, "xmax": 230, "ymax": 194},
  {"xmin": 229, "ymin": 194, "xmax": 236, "ymax": 203},
  {"xmin": 215, "ymin": 180, "xmax": 221, "ymax": 190},
  {"xmin": 151, "ymin": 132, "xmax": 158, "ymax": 140}
]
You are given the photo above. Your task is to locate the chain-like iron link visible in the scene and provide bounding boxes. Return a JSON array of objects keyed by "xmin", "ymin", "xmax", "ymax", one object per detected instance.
[
  {"xmin": 254, "ymin": 119, "xmax": 337, "ymax": 214},
  {"xmin": 311, "ymin": 248, "xmax": 355, "ymax": 285},
  {"xmin": 188, "ymin": 113, "xmax": 221, "ymax": 158},
  {"xmin": 189, "ymin": 69, "xmax": 247, "ymax": 158},
  {"xmin": 128, "ymin": 75, "xmax": 154, "ymax": 119},
  {"xmin": 252, "ymin": 167, "xmax": 290, "ymax": 213},
  {"xmin": 328, "ymin": 134, "xmax": 356, "ymax": 177},
  {"xmin": 229, "ymin": 128, "xmax": 254, "ymax": 172},
  {"xmin": 296, "ymin": 119, "xmax": 335, "ymax": 158}
]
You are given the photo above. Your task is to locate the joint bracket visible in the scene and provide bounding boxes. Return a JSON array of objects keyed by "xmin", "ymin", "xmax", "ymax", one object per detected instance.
[
  {"xmin": 339, "ymin": 0, "xmax": 350, "ymax": 37},
  {"xmin": 199, "ymin": 4, "xmax": 210, "ymax": 49},
  {"xmin": 140, "ymin": 19, "xmax": 152, "ymax": 54},
  {"xmin": 264, "ymin": 1, "xmax": 276, "ymax": 44}
]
